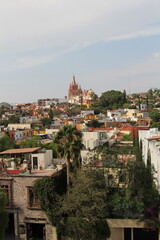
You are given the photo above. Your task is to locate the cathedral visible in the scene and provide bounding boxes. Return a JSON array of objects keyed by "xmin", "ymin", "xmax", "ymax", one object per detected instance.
[
  {"xmin": 68, "ymin": 76, "xmax": 96, "ymax": 105},
  {"xmin": 68, "ymin": 76, "xmax": 82, "ymax": 103}
]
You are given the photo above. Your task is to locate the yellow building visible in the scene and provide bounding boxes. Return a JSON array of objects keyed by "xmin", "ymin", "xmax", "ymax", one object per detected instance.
[{"xmin": 33, "ymin": 130, "xmax": 46, "ymax": 135}]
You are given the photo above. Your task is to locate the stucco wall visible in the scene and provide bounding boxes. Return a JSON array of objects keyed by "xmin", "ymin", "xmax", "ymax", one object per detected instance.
[
  {"xmin": 12, "ymin": 176, "xmax": 54, "ymax": 240},
  {"xmin": 139, "ymin": 128, "xmax": 160, "ymax": 192},
  {"xmin": 31, "ymin": 150, "xmax": 52, "ymax": 170}
]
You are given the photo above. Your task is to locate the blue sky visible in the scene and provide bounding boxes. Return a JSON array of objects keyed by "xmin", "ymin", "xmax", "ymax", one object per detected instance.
[{"xmin": 0, "ymin": 0, "xmax": 160, "ymax": 103}]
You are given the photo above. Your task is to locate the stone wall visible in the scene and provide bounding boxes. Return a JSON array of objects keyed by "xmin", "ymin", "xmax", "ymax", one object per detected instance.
[{"xmin": 12, "ymin": 176, "xmax": 54, "ymax": 240}]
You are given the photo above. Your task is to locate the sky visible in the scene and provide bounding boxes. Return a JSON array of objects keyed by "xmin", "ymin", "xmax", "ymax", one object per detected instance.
[{"xmin": 0, "ymin": 0, "xmax": 160, "ymax": 103}]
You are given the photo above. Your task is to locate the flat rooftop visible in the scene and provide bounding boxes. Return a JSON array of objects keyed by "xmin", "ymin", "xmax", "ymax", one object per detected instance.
[
  {"xmin": 0, "ymin": 147, "xmax": 42, "ymax": 155},
  {"xmin": 11, "ymin": 169, "xmax": 56, "ymax": 177}
]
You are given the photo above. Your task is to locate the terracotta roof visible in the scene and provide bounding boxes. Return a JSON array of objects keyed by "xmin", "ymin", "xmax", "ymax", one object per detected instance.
[
  {"xmin": 89, "ymin": 128, "xmax": 114, "ymax": 131},
  {"xmin": 147, "ymin": 136, "xmax": 160, "ymax": 141},
  {"xmin": 0, "ymin": 147, "xmax": 42, "ymax": 155},
  {"xmin": 8, "ymin": 170, "xmax": 21, "ymax": 175},
  {"xmin": 88, "ymin": 126, "xmax": 133, "ymax": 131}
]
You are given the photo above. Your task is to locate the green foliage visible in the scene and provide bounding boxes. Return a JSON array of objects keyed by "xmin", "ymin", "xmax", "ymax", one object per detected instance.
[
  {"xmin": 0, "ymin": 115, "xmax": 19, "ymax": 126},
  {"xmin": 0, "ymin": 120, "xmax": 8, "ymax": 127},
  {"xmin": 121, "ymin": 133, "xmax": 133, "ymax": 141},
  {"xmin": 40, "ymin": 117, "xmax": 52, "ymax": 127},
  {"xmin": 8, "ymin": 115, "xmax": 20, "ymax": 123},
  {"xmin": 150, "ymin": 121, "xmax": 160, "ymax": 130},
  {"xmin": 49, "ymin": 108, "xmax": 53, "ymax": 120},
  {"xmin": 86, "ymin": 119, "xmax": 103, "ymax": 128},
  {"xmin": 96, "ymin": 143, "xmax": 136, "ymax": 158},
  {"xmin": 66, "ymin": 106, "xmax": 81, "ymax": 116},
  {"xmin": 0, "ymin": 107, "xmax": 5, "ymax": 118},
  {"xmin": 57, "ymin": 169, "xmax": 110, "ymax": 240},
  {"xmin": 0, "ymin": 192, "xmax": 9, "ymax": 239},
  {"xmin": 123, "ymin": 104, "xmax": 136, "ymax": 109},
  {"xmin": 96, "ymin": 139, "xmax": 159, "ymax": 227},
  {"xmin": 92, "ymin": 107, "xmax": 101, "ymax": 115},
  {"xmin": 99, "ymin": 90, "xmax": 127, "ymax": 109},
  {"xmin": 46, "ymin": 141, "xmax": 58, "ymax": 158},
  {"xmin": 54, "ymin": 125, "xmax": 83, "ymax": 186},
  {"xmin": 107, "ymin": 159, "xmax": 159, "ymax": 221},
  {"xmin": 34, "ymin": 169, "xmax": 110, "ymax": 240},
  {"xmin": 54, "ymin": 125, "xmax": 83, "ymax": 161},
  {"xmin": 19, "ymin": 136, "xmax": 58, "ymax": 158},
  {"xmin": 149, "ymin": 109, "xmax": 160, "ymax": 122},
  {"xmin": 52, "ymin": 109, "xmax": 63, "ymax": 117},
  {"xmin": 108, "ymin": 188, "xmax": 144, "ymax": 218},
  {"xmin": 19, "ymin": 136, "xmax": 42, "ymax": 148},
  {"xmin": 0, "ymin": 135, "xmax": 17, "ymax": 152},
  {"xmin": 34, "ymin": 171, "xmax": 67, "ymax": 226}
]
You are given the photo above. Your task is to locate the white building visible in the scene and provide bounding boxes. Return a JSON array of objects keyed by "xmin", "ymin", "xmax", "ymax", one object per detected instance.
[
  {"xmin": 107, "ymin": 110, "xmax": 127, "ymax": 122},
  {"xmin": 139, "ymin": 128, "xmax": 160, "ymax": 191},
  {"xmin": 14, "ymin": 130, "xmax": 23, "ymax": 141},
  {"xmin": 45, "ymin": 128, "xmax": 59, "ymax": 137},
  {"xmin": 31, "ymin": 149, "xmax": 53, "ymax": 170},
  {"xmin": 7, "ymin": 123, "xmax": 31, "ymax": 130},
  {"xmin": 0, "ymin": 147, "xmax": 53, "ymax": 171},
  {"xmin": 82, "ymin": 131, "xmax": 100, "ymax": 150},
  {"xmin": 81, "ymin": 130, "xmax": 116, "ymax": 165},
  {"xmin": 20, "ymin": 116, "xmax": 38, "ymax": 124}
]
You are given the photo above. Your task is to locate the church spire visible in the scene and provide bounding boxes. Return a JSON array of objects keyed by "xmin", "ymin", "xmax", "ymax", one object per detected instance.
[{"xmin": 73, "ymin": 75, "xmax": 76, "ymax": 84}]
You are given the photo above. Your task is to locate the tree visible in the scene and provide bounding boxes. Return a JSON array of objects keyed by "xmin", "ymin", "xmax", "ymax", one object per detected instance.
[
  {"xmin": 149, "ymin": 109, "xmax": 160, "ymax": 122},
  {"xmin": 150, "ymin": 122, "xmax": 160, "ymax": 130},
  {"xmin": 86, "ymin": 119, "xmax": 103, "ymax": 128},
  {"xmin": 40, "ymin": 117, "xmax": 52, "ymax": 127},
  {"xmin": 0, "ymin": 120, "xmax": 8, "ymax": 127},
  {"xmin": 49, "ymin": 108, "xmax": 53, "ymax": 120},
  {"xmin": 146, "ymin": 93, "xmax": 149, "ymax": 110},
  {"xmin": 99, "ymin": 90, "xmax": 126, "ymax": 109},
  {"xmin": 95, "ymin": 139, "xmax": 159, "ymax": 228},
  {"xmin": 19, "ymin": 136, "xmax": 42, "ymax": 148},
  {"xmin": 57, "ymin": 168, "xmax": 110, "ymax": 240},
  {"xmin": 34, "ymin": 169, "xmax": 110, "ymax": 240},
  {"xmin": 66, "ymin": 106, "xmax": 81, "ymax": 116},
  {"xmin": 54, "ymin": 125, "xmax": 83, "ymax": 186},
  {"xmin": 0, "ymin": 107, "xmax": 4, "ymax": 118},
  {"xmin": 8, "ymin": 115, "xmax": 20, "ymax": 123},
  {"xmin": 121, "ymin": 133, "xmax": 133, "ymax": 141},
  {"xmin": 0, "ymin": 192, "xmax": 9, "ymax": 239},
  {"xmin": 34, "ymin": 171, "xmax": 67, "ymax": 227},
  {"xmin": 52, "ymin": 109, "xmax": 63, "ymax": 117},
  {"xmin": 0, "ymin": 135, "xmax": 17, "ymax": 152}
]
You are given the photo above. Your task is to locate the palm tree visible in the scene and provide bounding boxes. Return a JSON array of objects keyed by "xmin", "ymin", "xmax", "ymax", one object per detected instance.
[{"xmin": 54, "ymin": 125, "xmax": 83, "ymax": 187}]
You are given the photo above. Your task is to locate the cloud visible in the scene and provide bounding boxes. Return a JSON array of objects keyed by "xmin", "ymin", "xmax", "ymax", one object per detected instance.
[
  {"xmin": 14, "ymin": 55, "xmax": 52, "ymax": 69},
  {"xmin": 10, "ymin": 41, "xmax": 95, "ymax": 70},
  {"xmin": 82, "ymin": 55, "xmax": 160, "ymax": 94},
  {"xmin": 104, "ymin": 26, "xmax": 160, "ymax": 42},
  {"xmin": 11, "ymin": 24, "xmax": 160, "ymax": 70},
  {"xmin": 153, "ymin": 52, "xmax": 160, "ymax": 58},
  {"xmin": 0, "ymin": 0, "xmax": 160, "ymax": 55}
]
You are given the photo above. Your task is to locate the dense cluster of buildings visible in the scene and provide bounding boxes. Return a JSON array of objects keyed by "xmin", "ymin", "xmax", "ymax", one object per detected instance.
[{"xmin": 0, "ymin": 81, "xmax": 160, "ymax": 239}]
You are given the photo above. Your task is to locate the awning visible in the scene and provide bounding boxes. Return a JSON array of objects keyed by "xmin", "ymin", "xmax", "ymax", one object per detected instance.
[{"xmin": 107, "ymin": 219, "xmax": 144, "ymax": 228}]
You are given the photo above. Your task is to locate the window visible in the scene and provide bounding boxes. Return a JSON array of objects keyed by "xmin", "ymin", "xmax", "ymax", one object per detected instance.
[
  {"xmin": 0, "ymin": 185, "xmax": 9, "ymax": 205},
  {"xmin": 33, "ymin": 157, "xmax": 38, "ymax": 169},
  {"xmin": 27, "ymin": 187, "xmax": 40, "ymax": 208}
]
